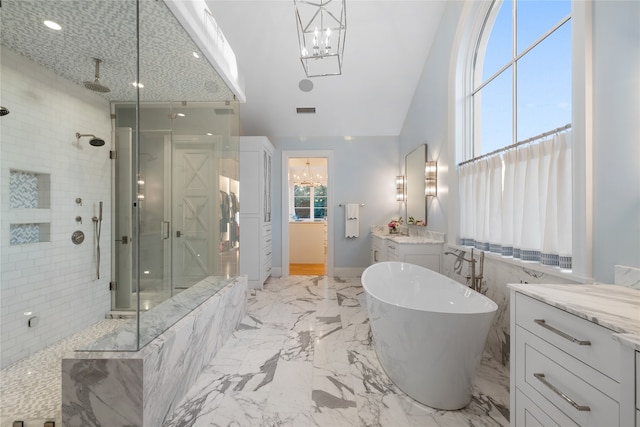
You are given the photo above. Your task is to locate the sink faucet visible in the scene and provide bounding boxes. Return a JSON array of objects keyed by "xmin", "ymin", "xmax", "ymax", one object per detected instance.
[{"xmin": 444, "ymin": 249, "xmax": 485, "ymax": 293}]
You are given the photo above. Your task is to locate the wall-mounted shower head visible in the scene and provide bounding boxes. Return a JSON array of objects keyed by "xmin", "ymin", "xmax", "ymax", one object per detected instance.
[
  {"xmin": 76, "ymin": 132, "xmax": 106, "ymax": 147},
  {"xmin": 83, "ymin": 58, "xmax": 111, "ymax": 93},
  {"xmin": 0, "ymin": 106, "xmax": 9, "ymax": 116}
]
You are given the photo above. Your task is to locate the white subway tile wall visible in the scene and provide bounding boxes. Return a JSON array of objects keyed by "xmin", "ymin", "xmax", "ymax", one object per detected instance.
[{"xmin": 1, "ymin": 47, "xmax": 112, "ymax": 368}]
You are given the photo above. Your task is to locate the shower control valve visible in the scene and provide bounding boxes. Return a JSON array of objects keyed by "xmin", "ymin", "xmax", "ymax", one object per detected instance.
[{"xmin": 76, "ymin": 216, "xmax": 82, "ymax": 224}]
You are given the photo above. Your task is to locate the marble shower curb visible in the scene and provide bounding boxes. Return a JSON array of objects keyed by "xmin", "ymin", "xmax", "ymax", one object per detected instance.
[{"xmin": 61, "ymin": 275, "xmax": 248, "ymax": 426}]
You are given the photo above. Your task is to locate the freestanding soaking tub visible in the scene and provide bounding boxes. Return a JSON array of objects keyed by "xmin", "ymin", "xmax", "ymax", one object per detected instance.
[{"xmin": 361, "ymin": 261, "xmax": 498, "ymax": 410}]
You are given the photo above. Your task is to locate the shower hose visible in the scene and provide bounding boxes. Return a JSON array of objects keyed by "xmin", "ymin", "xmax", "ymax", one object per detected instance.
[{"xmin": 93, "ymin": 201, "xmax": 103, "ymax": 280}]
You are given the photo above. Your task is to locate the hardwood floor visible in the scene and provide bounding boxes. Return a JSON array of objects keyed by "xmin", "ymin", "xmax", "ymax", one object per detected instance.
[{"xmin": 289, "ymin": 263, "xmax": 326, "ymax": 275}]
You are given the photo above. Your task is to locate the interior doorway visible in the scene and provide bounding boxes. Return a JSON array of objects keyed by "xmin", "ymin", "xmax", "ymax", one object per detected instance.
[{"xmin": 281, "ymin": 151, "xmax": 334, "ymax": 277}]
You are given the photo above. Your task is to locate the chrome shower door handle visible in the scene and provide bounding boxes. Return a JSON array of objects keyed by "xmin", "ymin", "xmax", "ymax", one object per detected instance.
[
  {"xmin": 116, "ymin": 236, "xmax": 129, "ymax": 244},
  {"xmin": 161, "ymin": 221, "xmax": 170, "ymax": 240}
]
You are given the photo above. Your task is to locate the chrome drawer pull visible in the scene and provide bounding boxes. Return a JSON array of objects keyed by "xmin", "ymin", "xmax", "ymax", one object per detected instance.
[
  {"xmin": 534, "ymin": 319, "xmax": 591, "ymax": 345},
  {"xmin": 533, "ymin": 373, "xmax": 591, "ymax": 412}
]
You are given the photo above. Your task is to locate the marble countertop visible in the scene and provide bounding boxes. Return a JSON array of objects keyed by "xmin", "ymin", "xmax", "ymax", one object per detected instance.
[
  {"xmin": 508, "ymin": 283, "xmax": 640, "ymax": 350},
  {"xmin": 370, "ymin": 229, "xmax": 445, "ymax": 245}
]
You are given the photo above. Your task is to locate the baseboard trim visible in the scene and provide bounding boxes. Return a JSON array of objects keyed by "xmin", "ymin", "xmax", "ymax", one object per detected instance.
[
  {"xmin": 269, "ymin": 266, "xmax": 364, "ymax": 278},
  {"xmin": 334, "ymin": 267, "xmax": 365, "ymax": 277}
]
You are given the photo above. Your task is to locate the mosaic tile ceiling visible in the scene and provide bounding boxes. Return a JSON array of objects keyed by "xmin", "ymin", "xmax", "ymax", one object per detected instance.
[{"xmin": 1, "ymin": 0, "xmax": 235, "ymax": 102}]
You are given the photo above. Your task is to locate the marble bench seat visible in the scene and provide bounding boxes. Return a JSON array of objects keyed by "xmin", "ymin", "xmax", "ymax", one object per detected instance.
[{"xmin": 62, "ymin": 275, "xmax": 248, "ymax": 426}]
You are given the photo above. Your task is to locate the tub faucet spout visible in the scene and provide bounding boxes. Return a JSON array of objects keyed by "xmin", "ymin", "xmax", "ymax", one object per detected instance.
[{"xmin": 444, "ymin": 249, "xmax": 485, "ymax": 293}]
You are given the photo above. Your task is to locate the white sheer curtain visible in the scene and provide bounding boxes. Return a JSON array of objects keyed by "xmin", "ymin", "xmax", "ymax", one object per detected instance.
[{"xmin": 459, "ymin": 132, "xmax": 572, "ymax": 269}]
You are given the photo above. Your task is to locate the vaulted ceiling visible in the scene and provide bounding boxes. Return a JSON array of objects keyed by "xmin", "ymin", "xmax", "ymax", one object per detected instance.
[
  {"xmin": 2, "ymin": 0, "xmax": 448, "ymax": 139},
  {"xmin": 207, "ymin": 1, "xmax": 448, "ymax": 138}
]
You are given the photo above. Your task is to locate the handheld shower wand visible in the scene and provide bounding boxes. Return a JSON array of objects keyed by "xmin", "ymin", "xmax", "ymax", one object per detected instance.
[{"xmin": 93, "ymin": 202, "xmax": 103, "ymax": 279}]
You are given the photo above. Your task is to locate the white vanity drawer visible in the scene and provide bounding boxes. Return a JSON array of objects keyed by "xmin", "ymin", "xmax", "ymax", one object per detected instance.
[
  {"xmin": 515, "ymin": 293, "xmax": 620, "ymax": 382},
  {"xmin": 515, "ymin": 388, "xmax": 578, "ymax": 427},
  {"xmin": 386, "ymin": 243, "xmax": 400, "ymax": 262},
  {"xmin": 516, "ymin": 326, "xmax": 619, "ymax": 427}
]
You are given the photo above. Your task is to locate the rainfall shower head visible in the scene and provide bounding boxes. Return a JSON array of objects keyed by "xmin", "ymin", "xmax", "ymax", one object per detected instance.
[
  {"xmin": 0, "ymin": 106, "xmax": 9, "ymax": 116},
  {"xmin": 76, "ymin": 132, "xmax": 106, "ymax": 147},
  {"xmin": 83, "ymin": 58, "xmax": 111, "ymax": 93}
]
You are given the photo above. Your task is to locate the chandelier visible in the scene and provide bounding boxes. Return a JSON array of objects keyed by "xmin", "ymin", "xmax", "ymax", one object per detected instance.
[
  {"xmin": 294, "ymin": 0, "xmax": 347, "ymax": 77},
  {"xmin": 293, "ymin": 160, "xmax": 323, "ymax": 186}
]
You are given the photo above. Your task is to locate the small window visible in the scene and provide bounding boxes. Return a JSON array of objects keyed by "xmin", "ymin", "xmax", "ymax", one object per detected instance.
[{"xmin": 293, "ymin": 185, "xmax": 327, "ymax": 220}]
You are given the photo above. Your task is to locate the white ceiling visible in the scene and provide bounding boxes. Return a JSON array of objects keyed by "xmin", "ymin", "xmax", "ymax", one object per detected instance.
[
  {"xmin": 206, "ymin": 1, "xmax": 448, "ymax": 138},
  {"xmin": 1, "ymin": 0, "xmax": 447, "ymax": 139}
]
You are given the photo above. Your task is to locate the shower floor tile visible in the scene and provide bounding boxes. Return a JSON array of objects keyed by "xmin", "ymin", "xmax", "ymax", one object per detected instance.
[{"xmin": 0, "ymin": 319, "xmax": 130, "ymax": 426}]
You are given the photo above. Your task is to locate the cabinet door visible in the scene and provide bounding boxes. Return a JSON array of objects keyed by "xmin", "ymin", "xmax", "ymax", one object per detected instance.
[
  {"xmin": 241, "ymin": 151, "xmax": 260, "ymax": 214},
  {"xmin": 263, "ymin": 150, "xmax": 271, "ymax": 223},
  {"xmin": 370, "ymin": 236, "xmax": 387, "ymax": 263}
]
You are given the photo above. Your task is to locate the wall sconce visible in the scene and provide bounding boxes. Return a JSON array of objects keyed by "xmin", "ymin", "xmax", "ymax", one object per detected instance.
[
  {"xmin": 396, "ymin": 175, "xmax": 405, "ymax": 201},
  {"xmin": 425, "ymin": 161, "xmax": 437, "ymax": 197}
]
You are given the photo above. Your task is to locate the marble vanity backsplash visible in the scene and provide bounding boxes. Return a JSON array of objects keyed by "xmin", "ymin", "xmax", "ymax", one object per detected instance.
[
  {"xmin": 615, "ymin": 264, "xmax": 640, "ymax": 289},
  {"xmin": 370, "ymin": 225, "xmax": 445, "ymax": 243}
]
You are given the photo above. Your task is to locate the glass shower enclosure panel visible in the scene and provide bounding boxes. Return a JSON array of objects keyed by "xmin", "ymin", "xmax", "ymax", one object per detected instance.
[{"xmin": 112, "ymin": 102, "xmax": 239, "ymax": 343}]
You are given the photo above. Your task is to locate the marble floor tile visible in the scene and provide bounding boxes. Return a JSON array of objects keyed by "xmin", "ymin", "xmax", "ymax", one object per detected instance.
[
  {"xmin": 265, "ymin": 360, "xmax": 314, "ymax": 413},
  {"xmin": 166, "ymin": 275, "xmax": 510, "ymax": 426}
]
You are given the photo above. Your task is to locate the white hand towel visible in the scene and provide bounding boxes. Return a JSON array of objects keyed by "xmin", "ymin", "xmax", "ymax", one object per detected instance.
[
  {"xmin": 345, "ymin": 204, "xmax": 359, "ymax": 238},
  {"xmin": 346, "ymin": 203, "xmax": 359, "ymax": 219}
]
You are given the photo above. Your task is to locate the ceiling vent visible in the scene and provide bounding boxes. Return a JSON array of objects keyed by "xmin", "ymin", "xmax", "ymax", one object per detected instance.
[{"xmin": 296, "ymin": 107, "xmax": 316, "ymax": 114}]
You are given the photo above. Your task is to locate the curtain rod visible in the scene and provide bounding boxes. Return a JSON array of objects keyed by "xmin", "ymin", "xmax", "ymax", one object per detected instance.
[{"xmin": 458, "ymin": 123, "xmax": 572, "ymax": 167}]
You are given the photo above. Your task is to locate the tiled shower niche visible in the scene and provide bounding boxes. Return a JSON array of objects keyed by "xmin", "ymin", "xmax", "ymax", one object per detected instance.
[{"xmin": 9, "ymin": 169, "xmax": 51, "ymax": 245}]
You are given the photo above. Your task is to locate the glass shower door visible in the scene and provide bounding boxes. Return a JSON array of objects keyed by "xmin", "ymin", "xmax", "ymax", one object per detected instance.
[{"xmin": 171, "ymin": 136, "xmax": 221, "ymax": 289}]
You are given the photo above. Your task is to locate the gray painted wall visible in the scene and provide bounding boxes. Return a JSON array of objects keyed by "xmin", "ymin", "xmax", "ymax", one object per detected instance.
[
  {"xmin": 269, "ymin": 136, "xmax": 400, "ymax": 274},
  {"xmin": 398, "ymin": 0, "xmax": 640, "ymax": 283},
  {"xmin": 398, "ymin": 1, "xmax": 464, "ymax": 237},
  {"xmin": 591, "ymin": 0, "xmax": 640, "ymax": 282}
]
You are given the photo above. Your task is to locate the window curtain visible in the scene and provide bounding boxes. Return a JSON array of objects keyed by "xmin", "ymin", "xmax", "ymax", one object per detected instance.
[{"xmin": 458, "ymin": 132, "xmax": 572, "ymax": 269}]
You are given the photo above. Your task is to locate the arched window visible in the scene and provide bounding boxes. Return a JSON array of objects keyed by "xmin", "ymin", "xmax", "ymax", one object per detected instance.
[
  {"xmin": 470, "ymin": 0, "xmax": 571, "ymax": 158},
  {"xmin": 457, "ymin": 0, "xmax": 574, "ymax": 270}
]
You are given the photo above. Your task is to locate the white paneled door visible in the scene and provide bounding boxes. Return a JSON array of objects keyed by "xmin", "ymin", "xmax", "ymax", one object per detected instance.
[{"xmin": 172, "ymin": 140, "xmax": 219, "ymax": 289}]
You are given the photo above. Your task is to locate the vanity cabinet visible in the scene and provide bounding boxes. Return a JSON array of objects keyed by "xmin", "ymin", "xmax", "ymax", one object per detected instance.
[
  {"xmin": 386, "ymin": 241, "xmax": 441, "ymax": 273},
  {"xmin": 369, "ymin": 234, "xmax": 442, "ymax": 273},
  {"xmin": 370, "ymin": 235, "xmax": 388, "ymax": 263},
  {"xmin": 635, "ymin": 351, "xmax": 640, "ymax": 426},
  {"xmin": 240, "ymin": 136, "xmax": 274, "ymax": 289},
  {"xmin": 636, "ymin": 352, "xmax": 639, "ymax": 425},
  {"xmin": 510, "ymin": 288, "xmax": 639, "ymax": 427}
]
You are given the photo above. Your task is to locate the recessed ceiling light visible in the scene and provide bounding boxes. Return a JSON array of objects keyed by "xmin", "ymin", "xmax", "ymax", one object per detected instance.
[
  {"xmin": 192, "ymin": 52, "xmax": 200, "ymax": 59},
  {"xmin": 177, "ymin": 113, "xmax": 186, "ymax": 117},
  {"xmin": 132, "ymin": 81, "xmax": 144, "ymax": 88},
  {"xmin": 206, "ymin": 132, "xmax": 213, "ymax": 136},
  {"xmin": 44, "ymin": 20, "xmax": 62, "ymax": 30}
]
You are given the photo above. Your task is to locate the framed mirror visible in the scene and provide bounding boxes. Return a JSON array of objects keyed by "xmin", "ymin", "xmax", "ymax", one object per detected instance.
[{"xmin": 405, "ymin": 144, "xmax": 427, "ymax": 224}]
